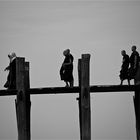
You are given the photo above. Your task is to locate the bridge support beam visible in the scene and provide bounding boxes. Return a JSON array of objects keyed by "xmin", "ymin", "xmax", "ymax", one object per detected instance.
[
  {"xmin": 15, "ymin": 57, "xmax": 31, "ymax": 140},
  {"xmin": 134, "ymin": 66, "xmax": 140, "ymax": 140},
  {"xmin": 78, "ymin": 54, "xmax": 91, "ymax": 140}
]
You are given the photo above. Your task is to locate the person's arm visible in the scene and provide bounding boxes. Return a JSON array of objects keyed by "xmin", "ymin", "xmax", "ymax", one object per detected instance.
[
  {"xmin": 4, "ymin": 65, "xmax": 10, "ymax": 71},
  {"xmin": 63, "ymin": 59, "xmax": 72, "ymax": 66}
]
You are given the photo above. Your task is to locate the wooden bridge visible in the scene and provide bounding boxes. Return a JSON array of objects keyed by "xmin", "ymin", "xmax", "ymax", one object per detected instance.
[{"xmin": 0, "ymin": 54, "xmax": 140, "ymax": 140}]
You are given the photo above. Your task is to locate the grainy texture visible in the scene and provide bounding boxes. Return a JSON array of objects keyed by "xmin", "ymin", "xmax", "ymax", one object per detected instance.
[{"xmin": 15, "ymin": 58, "xmax": 31, "ymax": 140}]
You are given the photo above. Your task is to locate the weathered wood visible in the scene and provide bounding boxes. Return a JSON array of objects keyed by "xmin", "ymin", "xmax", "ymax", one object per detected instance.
[
  {"xmin": 0, "ymin": 54, "xmax": 140, "ymax": 140},
  {"xmin": 15, "ymin": 58, "xmax": 30, "ymax": 140},
  {"xmin": 15, "ymin": 57, "xmax": 25, "ymax": 140},
  {"xmin": 27, "ymin": 85, "xmax": 140, "ymax": 95},
  {"xmin": 24, "ymin": 62, "xmax": 31, "ymax": 140},
  {"xmin": 1, "ymin": 53, "xmax": 140, "ymax": 140},
  {"xmin": 79, "ymin": 54, "xmax": 91, "ymax": 140},
  {"xmin": 133, "ymin": 93, "xmax": 140, "ymax": 140},
  {"xmin": 0, "ymin": 85, "xmax": 140, "ymax": 96},
  {"xmin": 90, "ymin": 85, "xmax": 140, "ymax": 93},
  {"xmin": 25, "ymin": 62, "xmax": 30, "ymax": 89},
  {"xmin": 77, "ymin": 59, "xmax": 82, "ymax": 140},
  {"xmin": 0, "ymin": 89, "xmax": 17, "ymax": 96},
  {"xmin": 27, "ymin": 86, "xmax": 79, "ymax": 95},
  {"xmin": 134, "ymin": 66, "xmax": 140, "ymax": 140}
]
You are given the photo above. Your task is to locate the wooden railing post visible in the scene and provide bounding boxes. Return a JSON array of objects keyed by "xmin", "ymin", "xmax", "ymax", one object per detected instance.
[
  {"xmin": 78, "ymin": 59, "xmax": 82, "ymax": 140},
  {"xmin": 25, "ymin": 62, "xmax": 31, "ymax": 140},
  {"xmin": 78, "ymin": 54, "xmax": 91, "ymax": 140},
  {"xmin": 15, "ymin": 57, "xmax": 31, "ymax": 140},
  {"xmin": 134, "ymin": 65, "xmax": 140, "ymax": 140}
]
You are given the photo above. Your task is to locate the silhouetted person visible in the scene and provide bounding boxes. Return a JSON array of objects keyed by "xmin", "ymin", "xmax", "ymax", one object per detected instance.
[
  {"xmin": 129, "ymin": 45, "xmax": 139, "ymax": 84},
  {"xmin": 60, "ymin": 49, "xmax": 74, "ymax": 87},
  {"xmin": 4, "ymin": 52, "xmax": 17, "ymax": 89},
  {"xmin": 135, "ymin": 59, "xmax": 140, "ymax": 85},
  {"xmin": 119, "ymin": 50, "xmax": 130, "ymax": 85}
]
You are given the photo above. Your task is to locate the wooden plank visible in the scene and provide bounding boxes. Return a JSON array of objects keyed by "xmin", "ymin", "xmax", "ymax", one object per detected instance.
[
  {"xmin": 15, "ymin": 57, "xmax": 25, "ymax": 140},
  {"xmin": 25, "ymin": 62, "xmax": 30, "ymax": 89},
  {"xmin": 134, "ymin": 66, "xmax": 140, "ymax": 140},
  {"xmin": 80, "ymin": 54, "xmax": 91, "ymax": 140},
  {"xmin": 0, "ymin": 85, "xmax": 140, "ymax": 96},
  {"xmin": 0, "ymin": 89, "xmax": 17, "ymax": 96},
  {"xmin": 24, "ymin": 62, "xmax": 31, "ymax": 140},
  {"xmin": 134, "ymin": 90, "xmax": 140, "ymax": 140},
  {"xmin": 77, "ymin": 59, "xmax": 82, "ymax": 140},
  {"xmin": 27, "ymin": 86, "xmax": 79, "ymax": 95},
  {"xmin": 15, "ymin": 58, "xmax": 30, "ymax": 140},
  {"xmin": 90, "ymin": 85, "xmax": 140, "ymax": 93},
  {"xmin": 27, "ymin": 85, "xmax": 140, "ymax": 95}
]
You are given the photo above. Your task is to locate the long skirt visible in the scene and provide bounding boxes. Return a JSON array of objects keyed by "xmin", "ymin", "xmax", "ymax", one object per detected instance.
[
  {"xmin": 119, "ymin": 68, "xmax": 129, "ymax": 80},
  {"xmin": 129, "ymin": 67, "xmax": 138, "ymax": 80},
  {"xmin": 60, "ymin": 66, "xmax": 73, "ymax": 82}
]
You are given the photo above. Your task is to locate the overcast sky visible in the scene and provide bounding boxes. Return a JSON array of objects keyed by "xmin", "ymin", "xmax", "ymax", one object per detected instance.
[{"xmin": 0, "ymin": 0, "xmax": 140, "ymax": 140}]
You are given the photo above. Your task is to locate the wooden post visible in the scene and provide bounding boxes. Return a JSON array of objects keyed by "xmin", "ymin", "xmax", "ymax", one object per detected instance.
[
  {"xmin": 134, "ymin": 65, "xmax": 140, "ymax": 140},
  {"xmin": 77, "ymin": 59, "xmax": 82, "ymax": 140},
  {"xmin": 78, "ymin": 54, "xmax": 91, "ymax": 140},
  {"xmin": 15, "ymin": 57, "xmax": 31, "ymax": 140},
  {"xmin": 25, "ymin": 62, "xmax": 31, "ymax": 140}
]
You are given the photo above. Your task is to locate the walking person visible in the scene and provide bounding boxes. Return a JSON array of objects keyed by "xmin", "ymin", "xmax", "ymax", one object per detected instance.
[
  {"xmin": 135, "ymin": 59, "xmax": 140, "ymax": 85},
  {"xmin": 119, "ymin": 50, "xmax": 130, "ymax": 85},
  {"xmin": 60, "ymin": 49, "xmax": 74, "ymax": 87},
  {"xmin": 129, "ymin": 45, "xmax": 139, "ymax": 84},
  {"xmin": 4, "ymin": 52, "xmax": 17, "ymax": 89}
]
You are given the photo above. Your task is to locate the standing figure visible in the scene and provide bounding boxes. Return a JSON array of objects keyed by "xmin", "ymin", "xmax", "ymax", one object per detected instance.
[
  {"xmin": 60, "ymin": 49, "xmax": 74, "ymax": 87},
  {"xmin": 119, "ymin": 50, "xmax": 130, "ymax": 85},
  {"xmin": 4, "ymin": 52, "xmax": 17, "ymax": 89},
  {"xmin": 129, "ymin": 45, "xmax": 139, "ymax": 84},
  {"xmin": 135, "ymin": 59, "xmax": 140, "ymax": 85}
]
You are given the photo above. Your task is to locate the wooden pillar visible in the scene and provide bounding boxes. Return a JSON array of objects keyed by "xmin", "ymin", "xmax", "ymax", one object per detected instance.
[
  {"xmin": 15, "ymin": 57, "xmax": 31, "ymax": 140},
  {"xmin": 25, "ymin": 62, "xmax": 31, "ymax": 140},
  {"xmin": 78, "ymin": 54, "xmax": 91, "ymax": 140},
  {"xmin": 134, "ymin": 65, "xmax": 140, "ymax": 140},
  {"xmin": 78, "ymin": 59, "xmax": 82, "ymax": 140}
]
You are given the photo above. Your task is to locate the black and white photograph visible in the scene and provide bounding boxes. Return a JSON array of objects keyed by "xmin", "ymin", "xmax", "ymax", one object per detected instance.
[{"xmin": 0, "ymin": 0, "xmax": 140, "ymax": 140}]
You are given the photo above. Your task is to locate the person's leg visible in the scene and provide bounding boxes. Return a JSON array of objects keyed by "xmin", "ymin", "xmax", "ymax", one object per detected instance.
[
  {"xmin": 60, "ymin": 66, "xmax": 64, "ymax": 80},
  {"xmin": 4, "ymin": 72, "xmax": 10, "ymax": 88},
  {"xmin": 69, "ymin": 80, "xmax": 74, "ymax": 88},
  {"xmin": 120, "ymin": 79, "xmax": 123, "ymax": 85},
  {"xmin": 127, "ymin": 79, "xmax": 130, "ymax": 85},
  {"xmin": 65, "ymin": 81, "xmax": 69, "ymax": 87}
]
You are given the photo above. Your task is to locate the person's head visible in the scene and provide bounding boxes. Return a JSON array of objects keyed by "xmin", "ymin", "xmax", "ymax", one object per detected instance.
[
  {"xmin": 63, "ymin": 49, "xmax": 70, "ymax": 56},
  {"xmin": 8, "ymin": 54, "xmax": 12, "ymax": 59},
  {"xmin": 8, "ymin": 52, "xmax": 16, "ymax": 61},
  {"xmin": 121, "ymin": 50, "xmax": 126, "ymax": 56},
  {"xmin": 131, "ymin": 45, "xmax": 137, "ymax": 52}
]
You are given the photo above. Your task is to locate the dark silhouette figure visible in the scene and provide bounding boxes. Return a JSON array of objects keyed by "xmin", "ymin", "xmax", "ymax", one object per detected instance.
[
  {"xmin": 60, "ymin": 49, "xmax": 74, "ymax": 87},
  {"xmin": 135, "ymin": 60, "xmax": 140, "ymax": 85},
  {"xmin": 4, "ymin": 52, "xmax": 17, "ymax": 89},
  {"xmin": 129, "ymin": 45, "xmax": 139, "ymax": 84},
  {"xmin": 119, "ymin": 50, "xmax": 130, "ymax": 85}
]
